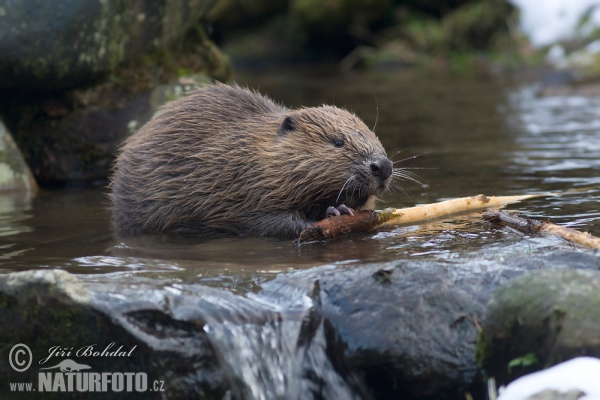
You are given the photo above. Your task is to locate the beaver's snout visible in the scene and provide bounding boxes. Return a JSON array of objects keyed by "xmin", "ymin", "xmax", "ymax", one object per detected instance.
[{"xmin": 370, "ymin": 156, "xmax": 393, "ymax": 182}]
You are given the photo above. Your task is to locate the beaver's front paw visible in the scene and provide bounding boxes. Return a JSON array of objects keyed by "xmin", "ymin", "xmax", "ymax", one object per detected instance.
[{"xmin": 326, "ymin": 204, "xmax": 355, "ymax": 217}]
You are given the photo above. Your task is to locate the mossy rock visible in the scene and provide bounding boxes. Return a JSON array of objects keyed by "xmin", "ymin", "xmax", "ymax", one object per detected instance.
[
  {"xmin": 478, "ymin": 269, "xmax": 600, "ymax": 386},
  {"xmin": 0, "ymin": 27, "xmax": 231, "ymax": 186},
  {"xmin": 0, "ymin": 0, "xmax": 217, "ymax": 89}
]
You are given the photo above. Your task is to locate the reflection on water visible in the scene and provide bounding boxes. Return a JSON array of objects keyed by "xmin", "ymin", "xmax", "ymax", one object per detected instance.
[
  {"xmin": 0, "ymin": 68, "xmax": 599, "ymax": 283},
  {"xmin": 508, "ymin": 86, "xmax": 600, "ymax": 176}
]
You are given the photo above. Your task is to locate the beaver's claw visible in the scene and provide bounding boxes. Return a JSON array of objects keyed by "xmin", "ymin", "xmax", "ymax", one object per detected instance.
[{"xmin": 326, "ymin": 204, "xmax": 355, "ymax": 217}]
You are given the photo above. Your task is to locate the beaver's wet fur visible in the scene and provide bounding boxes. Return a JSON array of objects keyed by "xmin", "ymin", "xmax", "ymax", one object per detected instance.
[{"xmin": 110, "ymin": 84, "xmax": 394, "ymax": 238}]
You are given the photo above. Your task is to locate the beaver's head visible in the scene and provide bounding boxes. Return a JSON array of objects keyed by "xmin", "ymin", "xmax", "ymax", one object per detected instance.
[{"xmin": 272, "ymin": 105, "xmax": 394, "ymax": 218}]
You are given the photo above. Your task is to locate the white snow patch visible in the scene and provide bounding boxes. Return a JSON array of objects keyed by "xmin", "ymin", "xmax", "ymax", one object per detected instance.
[
  {"xmin": 498, "ymin": 357, "xmax": 600, "ymax": 400},
  {"xmin": 510, "ymin": 0, "xmax": 600, "ymax": 47}
]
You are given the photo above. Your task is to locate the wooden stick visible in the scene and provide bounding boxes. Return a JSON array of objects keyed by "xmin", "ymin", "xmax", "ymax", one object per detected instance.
[
  {"xmin": 483, "ymin": 209, "xmax": 600, "ymax": 249},
  {"xmin": 376, "ymin": 194, "xmax": 542, "ymax": 227},
  {"xmin": 297, "ymin": 194, "xmax": 541, "ymax": 243}
]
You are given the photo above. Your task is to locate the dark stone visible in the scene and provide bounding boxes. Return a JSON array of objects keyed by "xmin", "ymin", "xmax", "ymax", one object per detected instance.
[
  {"xmin": 0, "ymin": 70, "xmax": 226, "ymax": 185},
  {"xmin": 0, "ymin": 270, "xmax": 359, "ymax": 399},
  {"xmin": 478, "ymin": 269, "xmax": 600, "ymax": 386},
  {"xmin": 1, "ymin": 88, "xmax": 152, "ymax": 184},
  {"xmin": 256, "ymin": 251, "xmax": 600, "ymax": 399},
  {"xmin": 0, "ymin": 0, "xmax": 233, "ymax": 186},
  {"xmin": 0, "ymin": 0, "xmax": 216, "ymax": 89},
  {"xmin": 0, "ymin": 270, "xmax": 228, "ymax": 399},
  {"xmin": 259, "ymin": 261, "xmax": 492, "ymax": 399}
]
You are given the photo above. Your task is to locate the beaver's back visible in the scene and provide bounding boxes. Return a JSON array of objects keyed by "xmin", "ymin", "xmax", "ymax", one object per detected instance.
[{"xmin": 111, "ymin": 84, "xmax": 289, "ymax": 236}]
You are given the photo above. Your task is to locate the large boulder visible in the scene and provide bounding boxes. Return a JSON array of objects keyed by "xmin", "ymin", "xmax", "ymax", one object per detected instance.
[
  {"xmin": 0, "ymin": 269, "xmax": 356, "ymax": 399},
  {"xmin": 0, "ymin": 0, "xmax": 232, "ymax": 186},
  {"xmin": 0, "ymin": 0, "xmax": 216, "ymax": 89},
  {"xmin": 255, "ymin": 250, "xmax": 600, "ymax": 399},
  {"xmin": 0, "ymin": 75, "xmax": 218, "ymax": 184},
  {"xmin": 0, "ymin": 270, "xmax": 229, "ymax": 399}
]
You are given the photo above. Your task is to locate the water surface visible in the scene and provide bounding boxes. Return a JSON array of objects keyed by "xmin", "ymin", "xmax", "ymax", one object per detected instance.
[{"xmin": 1, "ymin": 67, "xmax": 599, "ymax": 287}]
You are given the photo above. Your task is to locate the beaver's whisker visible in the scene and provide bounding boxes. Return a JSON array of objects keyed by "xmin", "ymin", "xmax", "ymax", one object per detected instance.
[
  {"xmin": 392, "ymin": 169, "xmax": 427, "ymax": 189},
  {"xmin": 393, "ymin": 171, "xmax": 423, "ymax": 184},
  {"xmin": 393, "ymin": 167, "xmax": 436, "ymax": 171},
  {"xmin": 336, "ymin": 176, "xmax": 355, "ymax": 203},
  {"xmin": 372, "ymin": 94, "xmax": 379, "ymax": 133},
  {"xmin": 389, "ymin": 149, "xmax": 406, "ymax": 162},
  {"xmin": 392, "ymin": 150, "xmax": 434, "ymax": 165}
]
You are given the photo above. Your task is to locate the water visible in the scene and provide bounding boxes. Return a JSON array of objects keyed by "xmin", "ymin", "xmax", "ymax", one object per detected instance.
[{"xmin": 1, "ymin": 67, "xmax": 600, "ymax": 285}]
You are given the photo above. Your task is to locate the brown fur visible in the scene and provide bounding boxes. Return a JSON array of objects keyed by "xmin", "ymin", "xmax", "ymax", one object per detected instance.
[{"xmin": 110, "ymin": 84, "xmax": 393, "ymax": 238}]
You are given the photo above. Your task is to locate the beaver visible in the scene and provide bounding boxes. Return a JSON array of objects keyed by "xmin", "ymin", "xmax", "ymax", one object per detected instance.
[{"xmin": 110, "ymin": 83, "xmax": 395, "ymax": 238}]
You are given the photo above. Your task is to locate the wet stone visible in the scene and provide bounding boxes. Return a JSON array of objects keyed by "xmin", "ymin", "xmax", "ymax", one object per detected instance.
[
  {"xmin": 0, "ymin": 269, "xmax": 228, "ymax": 399},
  {"xmin": 255, "ymin": 251, "xmax": 600, "ymax": 399},
  {"xmin": 0, "ymin": 0, "xmax": 216, "ymax": 89},
  {"xmin": 478, "ymin": 269, "xmax": 600, "ymax": 386}
]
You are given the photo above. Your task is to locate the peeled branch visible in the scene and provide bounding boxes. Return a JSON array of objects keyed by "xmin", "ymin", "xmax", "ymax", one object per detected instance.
[
  {"xmin": 297, "ymin": 194, "xmax": 540, "ymax": 243},
  {"xmin": 483, "ymin": 209, "xmax": 600, "ymax": 250}
]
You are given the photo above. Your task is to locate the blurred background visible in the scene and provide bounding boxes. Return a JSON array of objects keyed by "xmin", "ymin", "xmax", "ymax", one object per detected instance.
[{"xmin": 1, "ymin": 0, "xmax": 599, "ymax": 190}]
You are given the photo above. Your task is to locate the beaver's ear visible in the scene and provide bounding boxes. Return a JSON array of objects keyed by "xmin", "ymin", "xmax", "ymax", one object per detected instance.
[{"xmin": 279, "ymin": 116, "xmax": 296, "ymax": 135}]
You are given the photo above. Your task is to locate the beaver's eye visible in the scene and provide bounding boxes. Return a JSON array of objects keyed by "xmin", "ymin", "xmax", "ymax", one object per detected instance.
[{"xmin": 332, "ymin": 139, "xmax": 344, "ymax": 148}]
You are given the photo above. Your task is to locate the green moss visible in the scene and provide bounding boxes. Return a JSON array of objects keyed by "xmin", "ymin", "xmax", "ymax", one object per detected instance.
[
  {"xmin": 507, "ymin": 353, "xmax": 538, "ymax": 373},
  {"xmin": 479, "ymin": 270, "xmax": 600, "ymax": 383}
]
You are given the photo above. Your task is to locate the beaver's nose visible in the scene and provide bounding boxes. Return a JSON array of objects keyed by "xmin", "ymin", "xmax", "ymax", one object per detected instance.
[{"xmin": 370, "ymin": 156, "xmax": 393, "ymax": 181}]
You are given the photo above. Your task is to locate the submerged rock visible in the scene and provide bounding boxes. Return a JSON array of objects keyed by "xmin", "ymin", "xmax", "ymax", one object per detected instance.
[
  {"xmin": 0, "ymin": 270, "xmax": 228, "ymax": 399},
  {"xmin": 478, "ymin": 269, "xmax": 600, "ymax": 386}
]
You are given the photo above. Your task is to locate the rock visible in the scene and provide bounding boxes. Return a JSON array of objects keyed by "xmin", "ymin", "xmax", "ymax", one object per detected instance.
[
  {"xmin": 0, "ymin": 0, "xmax": 217, "ymax": 90},
  {"xmin": 478, "ymin": 270, "xmax": 600, "ymax": 386},
  {"xmin": 498, "ymin": 357, "xmax": 600, "ymax": 400},
  {"xmin": 0, "ymin": 66, "xmax": 228, "ymax": 185},
  {"xmin": 0, "ymin": 269, "xmax": 358, "ymax": 399},
  {"xmin": 0, "ymin": 269, "xmax": 229, "ymax": 399},
  {"xmin": 0, "ymin": 120, "xmax": 37, "ymax": 192},
  {"xmin": 1, "ymin": 250, "xmax": 599, "ymax": 399},
  {"xmin": 255, "ymin": 251, "xmax": 600, "ymax": 399},
  {"xmin": 0, "ymin": 1, "xmax": 232, "ymax": 185},
  {"xmin": 258, "ymin": 261, "xmax": 493, "ymax": 399}
]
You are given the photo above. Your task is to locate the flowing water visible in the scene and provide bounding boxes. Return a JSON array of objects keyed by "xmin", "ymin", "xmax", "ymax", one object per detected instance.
[{"xmin": 2, "ymin": 67, "xmax": 600, "ymax": 398}]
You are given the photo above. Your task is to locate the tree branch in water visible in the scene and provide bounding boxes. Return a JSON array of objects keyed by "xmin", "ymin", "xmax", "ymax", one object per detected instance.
[
  {"xmin": 482, "ymin": 209, "xmax": 600, "ymax": 250},
  {"xmin": 297, "ymin": 194, "xmax": 540, "ymax": 243}
]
